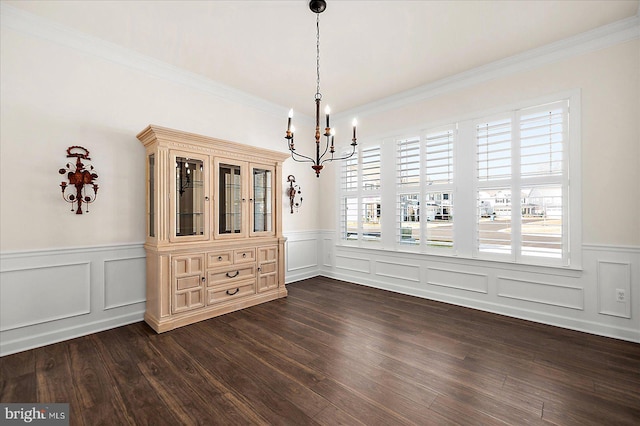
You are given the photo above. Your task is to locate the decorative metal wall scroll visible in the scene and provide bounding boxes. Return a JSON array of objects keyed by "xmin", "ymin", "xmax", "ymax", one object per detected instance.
[
  {"xmin": 287, "ymin": 175, "xmax": 303, "ymax": 214},
  {"xmin": 58, "ymin": 146, "xmax": 99, "ymax": 214}
]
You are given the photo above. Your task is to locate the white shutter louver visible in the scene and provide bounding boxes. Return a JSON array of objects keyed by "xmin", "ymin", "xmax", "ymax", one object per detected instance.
[
  {"xmin": 520, "ymin": 102, "xmax": 565, "ymax": 179},
  {"xmin": 362, "ymin": 146, "xmax": 381, "ymax": 190},
  {"xmin": 425, "ymin": 130, "xmax": 454, "ymax": 185},
  {"xmin": 477, "ymin": 118, "xmax": 511, "ymax": 181},
  {"xmin": 397, "ymin": 138, "xmax": 420, "ymax": 187},
  {"xmin": 341, "ymin": 156, "xmax": 358, "ymax": 192}
]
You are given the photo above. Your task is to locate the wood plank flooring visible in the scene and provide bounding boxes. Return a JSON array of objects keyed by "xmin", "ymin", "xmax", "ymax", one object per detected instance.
[{"xmin": 2, "ymin": 276, "xmax": 639, "ymax": 425}]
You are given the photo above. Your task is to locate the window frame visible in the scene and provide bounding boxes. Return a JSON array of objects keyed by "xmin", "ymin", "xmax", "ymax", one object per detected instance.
[{"xmin": 336, "ymin": 90, "xmax": 581, "ymax": 270}]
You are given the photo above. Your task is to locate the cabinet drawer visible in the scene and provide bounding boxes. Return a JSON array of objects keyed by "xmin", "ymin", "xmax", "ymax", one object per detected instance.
[
  {"xmin": 208, "ymin": 265, "xmax": 256, "ymax": 286},
  {"xmin": 234, "ymin": 248, "xmax": 256, "ymax": 263},
  {"xmin": 207, "ymin": 251, "xmax": 233, "ymax": 268},
  {"xmin": 207, "ymin": 281, "xmax": 255, "ymax": 305}
]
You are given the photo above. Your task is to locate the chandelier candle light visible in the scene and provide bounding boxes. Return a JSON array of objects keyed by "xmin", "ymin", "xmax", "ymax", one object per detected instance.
[{"xmin": 285, "ymin": 0, "xmax": 358, "ymax": 177}]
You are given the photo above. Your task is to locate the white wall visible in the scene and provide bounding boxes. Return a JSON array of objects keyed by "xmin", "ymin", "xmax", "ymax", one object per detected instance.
[
  {"xmin": 0, "ymin": 5, "xmax": 320, "ymax": 355},
  {"xmin": 0, "ymin": 6, "xmax": 324, "ymax": 252}
]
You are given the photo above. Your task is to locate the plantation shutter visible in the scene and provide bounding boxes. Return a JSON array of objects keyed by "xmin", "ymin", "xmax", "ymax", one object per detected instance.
[
  {"xmin": 362, "ymin": 146, "xmax": 381, "ymax": 190},
  {"xmin": 425, "ymin": 129, "xmax": 454, "ymax": 185},
  {"xmin": 341, "ymin": 156, "xmax": 358, "ymax": 192},
  {"xmin": 397, "ymin": 137, "xmax": 421, "ymax": 187},
  {"xmin": 519, "ymin": 101, "xmax": 565, "ymax": 179},
  {"xmin": 477, "ymin": 118, "xmax": 512, "ymax": 181}
]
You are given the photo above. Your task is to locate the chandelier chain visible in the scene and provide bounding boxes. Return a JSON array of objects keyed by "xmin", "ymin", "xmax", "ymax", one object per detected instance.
[
  {"xmin": 284, "ymin": 0, "xmax": 358, "ymax": 177},
  {"xmin": 316, "ymin": 12, "xmax": 321, "ymax": 98}
]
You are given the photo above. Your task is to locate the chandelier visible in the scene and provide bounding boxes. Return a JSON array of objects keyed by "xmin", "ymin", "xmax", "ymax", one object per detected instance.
[{"xmin": 285, "ymin": 0, "xmax": 358, "ymax": 177}]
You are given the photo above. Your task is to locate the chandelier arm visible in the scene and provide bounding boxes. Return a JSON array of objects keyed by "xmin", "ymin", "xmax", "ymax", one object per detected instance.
[
  {"xmin": 318, "ymin": 134, "xmax": 331, "ymax": 162},
  {"xmin": 320, "ymin": 143, "xmax": 357, "ymax": 165},
  {"xmin": 290, "ymin": 150, "xmax": 316, "ymax": 164}
]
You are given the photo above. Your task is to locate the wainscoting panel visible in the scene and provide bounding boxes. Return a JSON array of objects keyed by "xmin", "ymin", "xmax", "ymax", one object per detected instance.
[
  {"xmin": 319, "ymin": 235, "xmax": 640, "ymax": 342},
  {"xmin": 335, "ymin": 254, "xmax": 371, "ymax": 274},
  {"xmin": 497, "ymin": 276, "xmax": 583, "ymax": 310},
  {"xmin": 597, "ymin": 260, "xmax": 632, "ymax": 318},
  {"xmin": 322, "ymin": 237, "xmax": 334, "ymax": 268},
  {"xmin": 284, "ymin": 231, "xmax": 321, "ymax": 283},
  {"xmin": 375, "ymin": 260, "xmax": 420, "ymax": 283},
  {"xmin": 104, "ymin": 256, "xmax": 146, "ymax": 310},
  {"xmin": 376, "ymin": 260, "xmax": 420, "ymax": 282},
  {"xmin": 0, "ymin": 244, "xmax": 146, "ymax": 356},
  {"xmin": 287, "ymin": 239, "xmax": 318, "ymax": 271},
  {"xmin": 427, "ymin": 267, "xmax": 488, "ymax": 294},
  {"xmin": 0, "ymin": 262, "xmax": 91, "ymax": 331}
]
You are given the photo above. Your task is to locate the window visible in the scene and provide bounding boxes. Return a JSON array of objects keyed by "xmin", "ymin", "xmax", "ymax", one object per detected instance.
[
  {"xmin": 395, "ymin": 130, "xmax": 455, "ymax": 249},
  {"xmin": 340, "ymin": 146, "xmax": 382, "ymax": 243},
  {"xmin": 425, "ymin": 128, "xmax": 455, "ymax": 250},
  {"xmin": 338, "ymin": 94, "xmax": 577, "ymax": 267},
  {"xmin": 397, "ymin": 138, "xmax": 421, "ymax": 245},
  {"xmin": 340, "ymin": 156, "xmax": 358, "ymax": 240},
  {"xmin": 476, "ymin": 117, "xmax": 513, "ymax": 255},
  {"xmin": 475, "ymin": 100, "xmax": 567, "ymax": 262}
]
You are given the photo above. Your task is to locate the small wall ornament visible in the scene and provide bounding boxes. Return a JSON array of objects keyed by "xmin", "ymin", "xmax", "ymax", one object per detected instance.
[
  {"xmin": 287, "ymin": 175, "xmax": 303, "ymax": 214},
  {"xmin": 58, "ymin": 146, "xmax": 99, "ymax": 214}
]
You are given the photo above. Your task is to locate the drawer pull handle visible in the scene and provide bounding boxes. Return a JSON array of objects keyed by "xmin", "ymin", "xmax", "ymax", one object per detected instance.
[
  {"xmin": 226, "ymin": 288, "xmax": 240, "ymax": 296},
  {"xmin": 226, "ymin": 271, "xmax": 240, "ymax": 278},
  {"xmin": 242, "ymin": 253, "xmax": 247, "ymax": 258},
  {"xmin": 218, "ymin": 256, "xmax": 223, "ymax": 261}
]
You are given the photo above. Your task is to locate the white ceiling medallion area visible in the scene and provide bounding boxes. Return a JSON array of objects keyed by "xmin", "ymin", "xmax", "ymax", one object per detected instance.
[{"xmin": 2, "ymin": 3, "xmax": 638, "ymax": 122}]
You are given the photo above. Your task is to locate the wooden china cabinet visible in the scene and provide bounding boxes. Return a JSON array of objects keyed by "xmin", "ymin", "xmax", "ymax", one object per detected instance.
[{"xmin": 137, "ymin": 125, "xmax": 289, "ymax": 332}]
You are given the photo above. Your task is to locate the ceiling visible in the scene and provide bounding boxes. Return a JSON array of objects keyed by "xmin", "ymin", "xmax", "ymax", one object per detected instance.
[{"xmin": 5, "ymin": 0, "xmax": 639, "ymax": 117}]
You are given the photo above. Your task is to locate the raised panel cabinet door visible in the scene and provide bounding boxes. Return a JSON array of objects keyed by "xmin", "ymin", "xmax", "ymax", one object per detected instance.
[
  {"xmin": 172, "ymin": 254, "xmax": 205, "ymax": 313},
  {"xmin": 257, "ymin": 246, "xmax": 278, "ymax": 293},
  {"xmin": 250, "ymin": 165, "xmax": 275, "ymax": 236},
  {"xmin": 170, "ymin": 151, "xmax": 210, "ymax": 242}
]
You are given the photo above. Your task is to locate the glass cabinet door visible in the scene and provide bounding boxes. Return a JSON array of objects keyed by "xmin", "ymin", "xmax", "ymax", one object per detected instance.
[
  {"xmin": 251, "ymin": 166, "xmax": 274, "ymax": 235},
  {"xmin": 173, "ymin": 155, "xmax": 207, "ymax": 239},
  {"xmin": 218, "ymin": 163, "xmax": 244, "ymax": 235}
]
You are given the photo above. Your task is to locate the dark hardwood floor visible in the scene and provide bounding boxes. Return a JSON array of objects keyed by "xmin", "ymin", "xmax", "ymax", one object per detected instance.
[{"xmin": 2, "ymin": 276, "xmax": 639, "ymax": 425}]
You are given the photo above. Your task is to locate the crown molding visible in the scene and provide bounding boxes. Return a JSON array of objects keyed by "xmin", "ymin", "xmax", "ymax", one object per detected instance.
[
  {"xmin": 334, "ymin": 14, "xmax": 640, "ymax": 121},
  {"xmin": 0, "ymin": 3, "xmax": 291, "ymax": 119}
]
